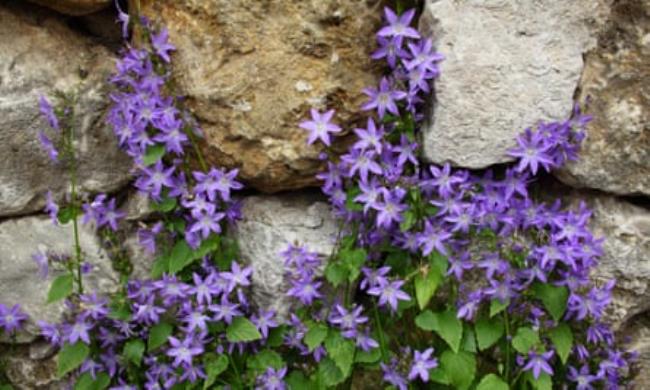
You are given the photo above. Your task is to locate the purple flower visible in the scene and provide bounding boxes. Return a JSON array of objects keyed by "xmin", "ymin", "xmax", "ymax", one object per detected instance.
[
  {"xmin": 567, "ymin": 365, "xmax": 599, "ymax": 390},
  {"xmin": 417, "ymin": 220, "xmax": 452, "ymax": 256},
  {"xmin": 220, "ymin": 261, "xmax": 252, "ymax": 294},
  {"xmin": 79, "ymin": 293, "xmax": 109, "ymax": 321},
  {"xmin": 0, "ymin": 304, "xmax": 28, "ymax": 333},
  {"xmin": 362, "ymin": 77, "xmax": 407, "ymax": 118},
  {"xmin": 508, "ymin": 128, "xmax": 555, "ymax": 175},
  {"xmin": 97, "ymin": 198, "xmax": 125, "ymax": 231},
  {"xmin": 329, "ymin": 304, "xmax": 368, "ymax": 334},
  {"xmin": 353, "ymin": 118, "xmax": 384, "ymax": 154},
  {"xmin": 189, "ymin": 272, "xmax": 221, "ymax": 305},
  {"xmin": 38, "ymin": 131, "xmax": 58, "ymax": 162},
  {"xmin": 342, "ymin": 148, "xmax": 383, "ymax": 182},
  {"xmin": 287, "ymin": 278, "xmax": 323, "ymax": 306},
  {"xmin": 32, "ymin": 251, "xmax": 49, "ymax": 279},
  {"xmin": 356, "ymin": 328, "xmax": 379, "ymax": 352},
  {"xmin": 39, "ymin": 95, "xmax": 59, "ymax": 130},
  {"xmin": 45, "ymin": 190, "xmax": 59, "ymax": 225},
  {"xmin": 188, "ymin": 208, "xmax": 225, "ymax": 239},
  {"xmin": 371, "ymin": 36, "xmax": 407, "ymax": 68},
  {"xmin": 299, "ymin": 109, "xmax": 342, "ymax": 146},
  {"xmin": 360, "ymin": 266, "xmax": 391, "ymax": 291},
  {"xmin": 166, "ymin": 336, "xmax": 203, "ymax": 368},
  {"xmin": 151, "ymin": 28, "xmax": 175, "ymax": 62},
  {"xmin": 367, "ymin": 279, "xmax": 410, "ymax": 312},
  {"xmin": 522, "ymin": 350, "xmax": 554, "ymax": 379},
  {"xmin": 209, "ymin": 296, "xmax": 242, "ymax": 324},
  {"xmin": 115, "ymin": 0, "xmax": 130, "ymax": 38},
  {"xmin": 38, "ymin": 321, "xmax": 62, "ymax": 346},
  {"xmin": 251, "ymin": 310, "xmax": 278, "ymax": 339},
  {"xmin": 408, "ymin": 348, "xmax": 438, "ymax": 382},
  {"xmin": 132, "ymin": 296, "xmax": 165, "ymax": 325},
  {"xmin": 193, "ymin": 168, "xmax": 242, "ymax": 202},
  {"xmin": 375, "ymin": 187, "xmax": 407, "ymax": 229},
  {"xmin": 381, "ymin": 359, "xmax": 407, "ymax": 390},
  {"xmin": 65, "ymin": 318, "xmax": 93, "ymax": 344},
  {"xmin": 256, "ymin": 366, "xmax": 287, "ymax": 390},
  {"xmin": 136, "ymin": 161, "xmax": 176, "ymax": 199},
  {"xmin": 377, "ymin": 7, "xmax": 420, "ymax": 39}
]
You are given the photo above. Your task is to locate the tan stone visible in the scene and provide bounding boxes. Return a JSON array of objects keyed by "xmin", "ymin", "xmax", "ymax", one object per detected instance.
[
  {"xmin": 138, "ymin": 0, "xmax": 382, "ymax": 192},
  {"xmin": 556, "ymin": 0, "xmax": 650, "ymax": 196}
]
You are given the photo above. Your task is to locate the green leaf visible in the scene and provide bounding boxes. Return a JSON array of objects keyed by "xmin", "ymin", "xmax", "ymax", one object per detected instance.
[
  {"xmin": 476, "ymin": 374, "xmax": 508, "ymax": 390},
  {"xmin": 57, "ymin": 342, "xmax": 90, "ymax": 378},
  {"xmin": 548, "ymin": 323, "xmax": 573, "ymax": 364},
  {"xmin": 345, "ymin": 187, "xmax": 364, "ymax": 212},
  {"xmin": 304, "ymin": 323, "xmax": 329, "ymax": 352},
  {"xmin": 533, "ymin": 283, "xmax": 568, "ymax": 322},
  {"xmin": 490, "ymin": 299, "xmax": 509, "ymax": 317},
  {"xmin": 400, "ymin": 209, "xmax": 417, "ymax": 231},
  {"xmin": 414, "ymin": 266, "xmax": 443, "ymax": 310},
  {"xmin": 74, "ymin": 372, "xmax": 110, "ymax": 390},
  {"xmin": 324, "ymin": 331, "xmax": 355, "ymax": 378},
  {"xmin": 247, "ymin": 349, "xmax": 284, "ymax": 374},
  {"xmin": 340, "ymin": 248, "xmax": 366, "ymax": 282},
  {"xmin": 475, "ymin": 317, "xmax": 505, "ymax": 351},
  {"xmin": 440, "ymin": 350, "xmax": 476, "ymax": 390},
  {"xmin": 317, "ymin": 358, "xmax": 345, "ymax": 387},
  {"xmin": 432, "ymin": 310, "xmax": 463, "ymax": 353},
  {"xmin": 226, "ymin": 317, "xmax": 261, "ymax": 342},
  {"xmin": 266, "ymin": 325, "xmax": 287, "ymax": 348},
  {"xmin": 286, "ymin": 371, "xmax": 313, "ymax": 390},
  {"xmin": 143, "ymin": 144, "xmax": 166, "ymax": 166},
  {"xmin": 511, "ymin": 327, "xmax": 540, "ymax": 355},
  {"xmin": 47, "ymin": 274, "xmax": 74, "ymax": 303},
  {"xmin": 462, "ymin": 327, "xmax": 477, "ymax": 353},
  {"xmin": 414, "ymin": 309, "xmax": 437, "ymax": 331},
  {"xmin": 57, "ymin": 205, "xmax": 79, "ymax": 225},
  {"xmin": 148, "ymin": 322, "xmax": 173, "ymax": 351},
  {"xmin": 152, "ymin": 196, "xmax": 177, "ymax": 213},
  {"xmin": 325, "ymin": 262, "xmax": 347, "ymax": 287},
  {"xmin": 525, "ymin": 372, "xmax": 552, "ymax": 390},
  {"xmin": 430, "ymin": 367, "xmax": 450, "ymax": 385},
  {"xmin": 203, "ymin": 353, "xmax": 228, "ymax": 390},
  {"xmin": 167, "ymin": 240, "xmax": 193, "ymax": 274},
  {"xmin": 355, "ymin": 347, "xmax": 381, "ymax": 364},
  {"xmin": 122, "ymin": 339, "xmax": 145, "ymax": 367}
]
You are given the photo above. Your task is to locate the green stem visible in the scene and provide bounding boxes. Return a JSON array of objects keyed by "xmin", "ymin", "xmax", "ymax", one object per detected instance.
[
  {"xmin": 186, "ymin": 128, "xmax": 208, "ymax": 172},
  {"xmin": 228, "ymin": 353, "xmax": 243, "ymax": 389},
  {"xmin": 67, "ymin": 124, "xmax": 83, "ymax": 294},
  {"xmin": 504, "ymin": 310, "xmax": 511, "ymax": 383},
  {"xmin": 373, "ymin": 302, "xmax": 389, "ymax": 362}
]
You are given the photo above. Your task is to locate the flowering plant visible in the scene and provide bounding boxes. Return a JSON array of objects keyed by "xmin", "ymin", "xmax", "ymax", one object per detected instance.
[{"xmin": 0, "ymin": 3, "xmax": 636, "ymax": 390}]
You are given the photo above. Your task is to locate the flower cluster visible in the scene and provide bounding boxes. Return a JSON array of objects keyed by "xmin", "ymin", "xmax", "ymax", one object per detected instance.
[{"xmin": 298, "ymin": 5, "xmax": 634, "ymax": 389}]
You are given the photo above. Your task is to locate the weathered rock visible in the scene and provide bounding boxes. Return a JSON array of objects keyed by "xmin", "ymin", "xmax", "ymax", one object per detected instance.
[
  {"xmin": 26, "ymin": 0, "xmax": 110, "ymax": 16},
  {"xmin": 565, "ymin": 193, "xmax": 650, "ymax": 329},
  {"xmin": 0, "ymin": 1, "xmax": 132, "ymax": 217},
  {"xmin": 420, "ymin": 0, "xmax": 609, "ymax": 168},
  {"xmin": 622, "ymin": 316, "xmax": 650, "ymax": 388},
  {"xmin": 232, "ymin": 193, "xmax": 337, "ymax": 318},
  {"xmin": 2, "ymin": 347, "xmax": 65, "ymax": 390},
  {"xmin": 139, "ymin": 0, "xmax": 382, "ymax": 192},
  {"xmin": 556, "ymin": 0, "xmax": 650, "ymax": 196},
  {"xmin": 0, "ymin": 216, "xmax": 119, "ymax": 341}
]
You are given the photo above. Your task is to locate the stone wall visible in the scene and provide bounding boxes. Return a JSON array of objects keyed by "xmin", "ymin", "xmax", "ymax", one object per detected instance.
[{"xmin": 0, "ymin": 0, "xmax": 648, "ymax": 388}]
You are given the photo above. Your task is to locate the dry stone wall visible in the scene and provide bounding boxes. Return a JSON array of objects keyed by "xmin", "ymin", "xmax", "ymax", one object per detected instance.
[{"xmin": 0, "ymin": 0, "xmax": 648, "ymax": 388}]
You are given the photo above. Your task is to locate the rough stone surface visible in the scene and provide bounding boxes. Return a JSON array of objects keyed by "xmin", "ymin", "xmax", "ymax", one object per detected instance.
[
  {"xmin": 623, "ymin": 316, "xmax": 650, "ymax": 388},
  {"xmin": 232, "ymin": 193, "xmax": 337, "ymax": 318},
  {"xmin": 420, "ymin": 0, "xmax": 608, "ymax": 168},
  {"xmin": 139, "ymin": 0, "xmax": 382, "ymax": 192},
  {"xmin": 27, "ymin": 0, "xmax": 110, "ymax": 16},
  {"xmin": 563, "ymin": 192, "xmax": 650, "ymax": 329},
  {"xmin": 2, "ymin": 347, "xmax": 65, "ymax": 390},
  {"xmin": 0, "ymin": 1, "xmax": 132, "ymax": 217},
  {"xmin": 556, "ymin": 0, "xmax": 650, "ymax": 196},
  {"xmin": 0, "ymin": 216, "xmax": 119, "ymax": 341}
]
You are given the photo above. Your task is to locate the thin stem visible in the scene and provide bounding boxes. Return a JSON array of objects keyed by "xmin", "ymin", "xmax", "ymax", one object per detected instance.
[
  {"xmin": 504, "ymin": 310, "xmax": 511, "ymax": 383},
  {"xmin": 67, "ymin": 123, "xmax": 83, "ymax": 294},
  {"xmin": 228, "ymin": 353, "xmax": 243, "ymax": 389},
  {"xmin": 373, "ymin": 301, "xmax": 389, "ymax": 362},
  {"xmin": 186, "ymin": 128, "xmax": 208, "ymax": 172}
]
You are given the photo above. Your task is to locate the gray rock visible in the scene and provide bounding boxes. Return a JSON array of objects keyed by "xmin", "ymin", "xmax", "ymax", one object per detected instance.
[
  {"xmin": 565, "ymin": 193, "xmax": 650, "ymax": 328},
  {"xmin": 0, "ymin": 1, "xmax": 132, "ymax": 217},
  {"xmin": 3, "ymin": 348, "xmax": 66, "ymax": 390},
  {"xmin": 232, "ymin": 193, "xmax": 338, "ymax": 318},
  {"xmin": 420, "ymin": 0, "xmax": 608, "ymax": 168},
  {"xmin": 555, "ymin": 0, "xmax": 650, "ymax": 196},
  {"xmin": 0, "ymin": 216, "xmax": 119, "ymax": 341}
]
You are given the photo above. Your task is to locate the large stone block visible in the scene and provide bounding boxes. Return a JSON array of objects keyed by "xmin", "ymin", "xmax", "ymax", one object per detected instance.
[
  {"xmin": 556, "ymin": 0, "xmax": 650, "ymax": 196},
  {"xmin": 420, "ymin": 0, "xmax": 607, "ymax": 168},
  {"xmin": 139, "ymin": 0, "xmax": 382, "ymax": 192},
  {"xmin": 232, "ymin": 193, "xmax": 337, "ymax": 318},
  {"xmin": 0, "ymin": 1, "xmax": 132, "ymax": 217}
]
